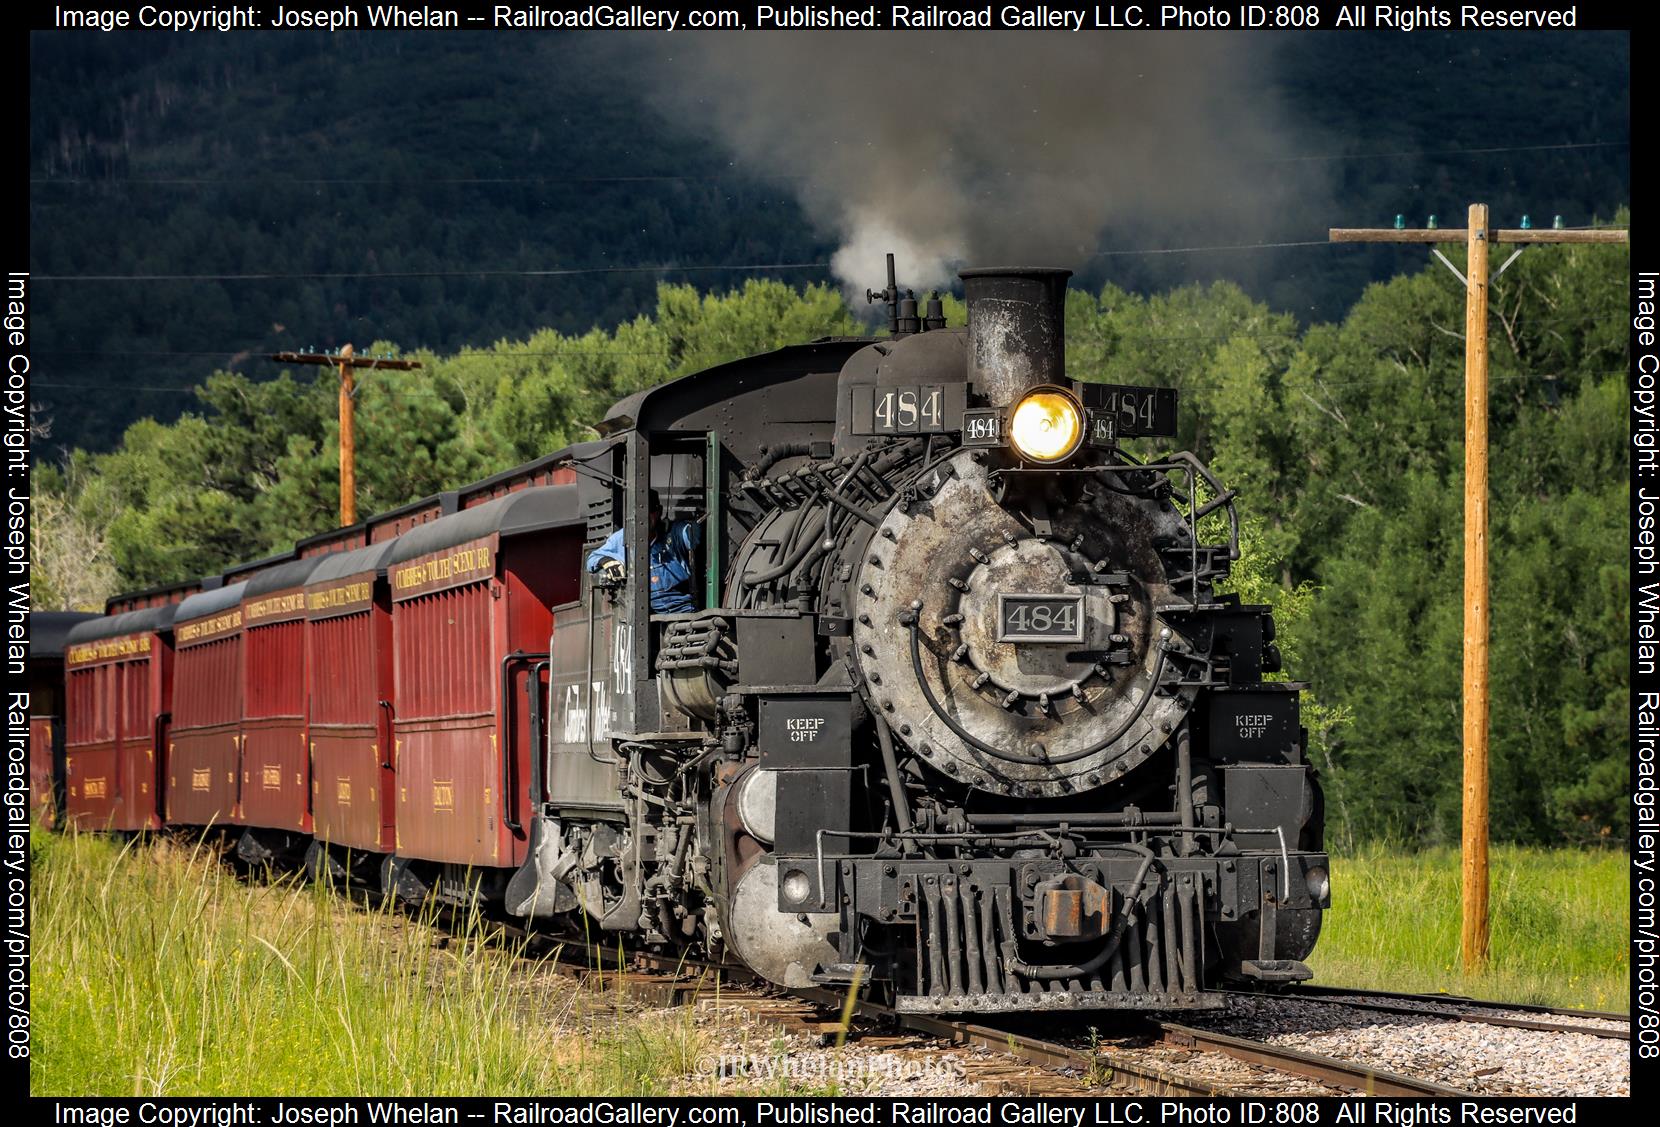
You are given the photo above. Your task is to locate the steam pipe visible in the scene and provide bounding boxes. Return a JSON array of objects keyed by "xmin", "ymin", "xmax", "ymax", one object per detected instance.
[
  {"xmin": 965, "ymin": 811, "xmax": 1183, "ymax": 827},
  {"xmin": 746, "ymin": 442, "xmax": 812, "ymax": 480},
  {"xmin": 872, "ymin": 714, "xmax": 915, "ymax": 844},
  {"xmin": 743, "ymin": 448, "xmax": 878, "ymax": 588},
  {"xmin": 1176, "ymin": 726, "xmax": 1196, "ymax": 856},
  {"xmin": 822, "ymin": 488, "xmax": 881, "ymax": 527},
  {"xmin": 742, "ymin": 509, "xmax": 828, "ymax": 586}
]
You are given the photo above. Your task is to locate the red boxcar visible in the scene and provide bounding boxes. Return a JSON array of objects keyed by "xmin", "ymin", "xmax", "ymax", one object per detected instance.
[
  {"xmin": 167, "ymin": 582, "xmax": 247, "ymax": 827},
  {"xmin": 305, "ymin": 541, "xmax": 399, "ymax": 857},
  {"xmin": 61, "ymin": 606, "xmax": 176, "ymax": 831},
  {"xmin": 238, "ymin": 557, "xmax": 325, "ymax": 835},
  {"xmin": 28, "ymin": 612, "xmax": 99, "ymax": 827},
  {"xmin": 387, "ymin": 487, "xmax": 581, "ymax": 870}
]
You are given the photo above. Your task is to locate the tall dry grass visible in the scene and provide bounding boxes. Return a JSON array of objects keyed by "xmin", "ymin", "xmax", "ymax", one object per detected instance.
[{"xmin": 30, "ymin": 829, "xmax": 710, "ymax": 1095}]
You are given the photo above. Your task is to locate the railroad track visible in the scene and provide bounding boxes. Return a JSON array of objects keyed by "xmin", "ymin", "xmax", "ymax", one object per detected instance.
[
  {"xmin": 509, "ymin": 931, "xmax": 1483, "ymax": 1096},
  {"xmin": 1143, "ymin": 1019, "xmax": 1467, "ymax": 1096},
  {"xmin": 464, "ymin": 916, "xmax": 1342, "ymax": 1095},
  {"xmin": 1241, "ymin": 985, "xmax": 1631, "ymax": 1041},
  {"xmin": 234, "ymin": 856, "xmax": 1626, "ymax": 1097},
  {"xmin": 571, "ymin": 944, "xmax": 1630, "ymax": 1096},
  {"xmin": 1171, "ymin": 986, "xmax": 1630, "ymax": 1097}
]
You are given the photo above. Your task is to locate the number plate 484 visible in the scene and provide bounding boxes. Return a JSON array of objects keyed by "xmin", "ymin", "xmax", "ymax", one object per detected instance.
[{"xmin": 996, "ymin": 594, "xmax": 1086, "ymax": 643}]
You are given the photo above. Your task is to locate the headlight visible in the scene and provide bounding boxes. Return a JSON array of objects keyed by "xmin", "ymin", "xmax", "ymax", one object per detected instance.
[
  {"xmin": 781, "ymin": 869, "xmax": 813, "ymax": 905},
  {"xmin": 1008, "ymin": 388, "xmax": 1084, "ymax": 463},
  {"xmin": 1305, "ymin": 865, "xmax": 1330, "ymax": 903}
]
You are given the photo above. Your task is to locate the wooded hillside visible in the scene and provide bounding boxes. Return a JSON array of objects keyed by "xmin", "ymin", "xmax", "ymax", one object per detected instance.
[{"xmin": 32, "ymin": 230, "xmax": 1630, "ymax": 848}]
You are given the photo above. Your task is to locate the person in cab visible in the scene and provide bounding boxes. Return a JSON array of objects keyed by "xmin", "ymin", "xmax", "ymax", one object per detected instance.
[{"xmin": 586, "ymin": 491, "xmax": 702, "ymax": 613}]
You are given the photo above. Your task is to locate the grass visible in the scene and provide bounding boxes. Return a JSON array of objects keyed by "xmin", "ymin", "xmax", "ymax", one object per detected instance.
[
  {"xmin": 1309, "ymin": 844, "xmax": 1629, "ymax": 1012},
  {"xmin": 30, "ymin": 829, "xmax": 713, "ymax": 1096},
  {"xmin": 31, "ymin": 829, "xmax": 1628, "ymax": 1093}
]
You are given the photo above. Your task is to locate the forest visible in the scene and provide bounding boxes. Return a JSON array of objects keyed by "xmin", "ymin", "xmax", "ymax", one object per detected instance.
[{"xmin": 30, "ymin": 226, "xmax": 1630, "ymax": 850}]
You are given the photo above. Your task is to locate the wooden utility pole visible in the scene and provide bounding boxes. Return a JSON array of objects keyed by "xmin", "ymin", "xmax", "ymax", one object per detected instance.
[
  {"xmin": 337, "ymin": 343, "xmax": 357, "ymax": 525},
  {"xmin": 269, "ymin": 346, "xmax": 422, "ymax": 527},
  {"xmin": 1330, "ymin": 207, "xmax": 1627, "ymax": 970},
  {"xmin": 1460, "ymin": 206, "xmax": 1491, "ymax": 975}
]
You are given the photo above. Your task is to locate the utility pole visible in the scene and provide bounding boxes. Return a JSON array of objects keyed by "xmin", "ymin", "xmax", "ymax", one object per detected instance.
[
  {"xmin": 269, "ymin": 345, "xmax": 423, "ymax": 526},
  {"xmin": 1330, "ymin": 206, "xmax": 1627, "ymax": 970}
]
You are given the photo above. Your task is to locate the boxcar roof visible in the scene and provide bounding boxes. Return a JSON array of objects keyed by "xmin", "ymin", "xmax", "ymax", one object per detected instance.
[
  {"xmin": 65, "ymin": 604, "xmax": 179, "ymax": 645},
  {"xmin": 31, "ymin": 611, "xmax": 100, "ymax": 657},
  {"xmin": 242, "ymin": 555, "xmax": 326, "ymax": 597},
  {"xmin": 220, "ymin": 550, "xmax": 295, "ymax": 584},
  {"xmin": 175, "ymin": 581, "xmax": 249, "ymax": 623},
  {"xmin": 307, "ymin": 539, "xmax": 401, "ymax": 584},
  {"xmin": 387, "ymin": 485, "xmax": 583, "ymax": 565},
  {"xmin": 103, "ymin": 575, "xmax": 220, "ymax": 616}
]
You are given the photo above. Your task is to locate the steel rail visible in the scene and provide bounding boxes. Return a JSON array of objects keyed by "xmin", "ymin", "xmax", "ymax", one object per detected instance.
[
  {"xmin": 888, "ymin": 1008, "xmax": 1221, "ymax": 1097},
  {"xmin": 1148, "ymin": 1019, "xmax": 1473, "ymax": 1097},
  {"xmin": 1279, "ymin": 983, "xmax": 1631, "ymax": 1023},
  {"xmin": 1233, "ymin": 988, "xmax": 1630, "ymax": 1041}
]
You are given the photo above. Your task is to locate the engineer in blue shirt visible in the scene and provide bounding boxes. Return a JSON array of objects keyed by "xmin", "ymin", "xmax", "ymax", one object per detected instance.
[{"xmin": 586, "ymin": 491, "xmax": 703, "ymax": 613}]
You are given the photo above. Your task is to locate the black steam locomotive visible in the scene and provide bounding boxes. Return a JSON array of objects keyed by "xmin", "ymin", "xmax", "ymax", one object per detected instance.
[
  {"xmin": 44, "ymin": 261, "xmax": 1328, "ymax": 1015},
  {"xmin": 516, "ymin": 264, "xmax": 1328, "ymax": 1013}
]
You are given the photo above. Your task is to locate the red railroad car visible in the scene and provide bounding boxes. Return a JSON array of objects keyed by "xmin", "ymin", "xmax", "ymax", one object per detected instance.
[
  {"xmin": 28, "ymin": 612, "xmax": 99, "ymax": 827},
  {"xmin": 166, "ymin": 582, "xmax": 247, "ymax": 827},
  {"xmin": 385, "ymin": 487, "xmax": 580, "ymax": 885},
  {"xmin": 237, "ymin": 557, "xmax": 327, "ymax": 858},
  {"xmin": 304, "ymin": 540, "xmax": 399, "ymax": 871},
  {"xmin": 104, "ymin": 578, "xmax": 210, "ymax": 618},
  {"xmin": 61, "ymin": 606, "xmax": 176, "ymax": 831}
]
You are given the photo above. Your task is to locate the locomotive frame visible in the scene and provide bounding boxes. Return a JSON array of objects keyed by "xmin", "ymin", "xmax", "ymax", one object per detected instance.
[{"xmin": 41, "ymin": 264, "xmax": 1329, "ymax": 1015}]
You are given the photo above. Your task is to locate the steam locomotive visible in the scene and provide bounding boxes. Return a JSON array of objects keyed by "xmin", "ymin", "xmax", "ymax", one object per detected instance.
[{"xmin": 38, "ymin": 264, "xmax": 1328, "ymax": 1013}]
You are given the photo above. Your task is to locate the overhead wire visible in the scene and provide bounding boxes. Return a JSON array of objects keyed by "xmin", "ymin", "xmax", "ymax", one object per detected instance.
[
  {"xmin": 29, "ymin": 224, "xmax": 1629, "ymax": 283},
  {"xmin": 31, "ymin": 261, "xmax": 838, "ymax": 283},
  {"xmin": 26, "ymin": 139, "xmax": 1628, "ymax": 187}
]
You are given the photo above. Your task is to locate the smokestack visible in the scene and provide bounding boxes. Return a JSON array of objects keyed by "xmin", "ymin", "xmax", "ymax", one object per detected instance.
[{"xmin": 960, "ymin": 268, "xmax": 1071, "ymax": 408}]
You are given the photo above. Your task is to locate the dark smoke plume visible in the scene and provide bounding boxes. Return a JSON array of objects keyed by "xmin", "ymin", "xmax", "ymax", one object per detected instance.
[{"xmin": 627, "ymin": 33, "xmax": 1314, "ymax": 294}]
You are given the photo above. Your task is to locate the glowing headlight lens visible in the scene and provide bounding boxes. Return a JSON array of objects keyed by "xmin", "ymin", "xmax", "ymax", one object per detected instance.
[{"xmin": 1009, "ymin": 389, "xmax": 1084, "ymax": 463}]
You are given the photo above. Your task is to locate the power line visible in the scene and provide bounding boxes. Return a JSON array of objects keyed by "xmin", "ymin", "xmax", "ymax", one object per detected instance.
[
  {"xmin": 30, "ymin": 173, "xmax": 788, "ymax": 186},
  {"xmin": 1261, "ymin": 139, "xmax": 1627, "ymax": 164},
  {"xmin": 1092, "ymin": 239, "xmax": 1331, "ymax": 257},
  {"xmin": 34, "ymin": 228, "xmax": 1630, "ymax": 283},
  {"xmin": 27, "ymin": 140, "xmax": 1628, "ymax": 187},
  {"xmin": 32, "ymin": 261, "xmax": 836, "ymax": 283}
]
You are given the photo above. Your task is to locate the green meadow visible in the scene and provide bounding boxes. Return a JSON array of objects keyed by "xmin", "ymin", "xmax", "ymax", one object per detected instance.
[{"xmin": 1309, "ymin": 845, "xmax": 1629, "ymax": 1012}]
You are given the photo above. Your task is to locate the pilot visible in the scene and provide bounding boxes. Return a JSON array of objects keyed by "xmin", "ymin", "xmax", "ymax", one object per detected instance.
[{"xmin": 586, "ymin": 490, "xmax": 702, "ymax": 613}]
